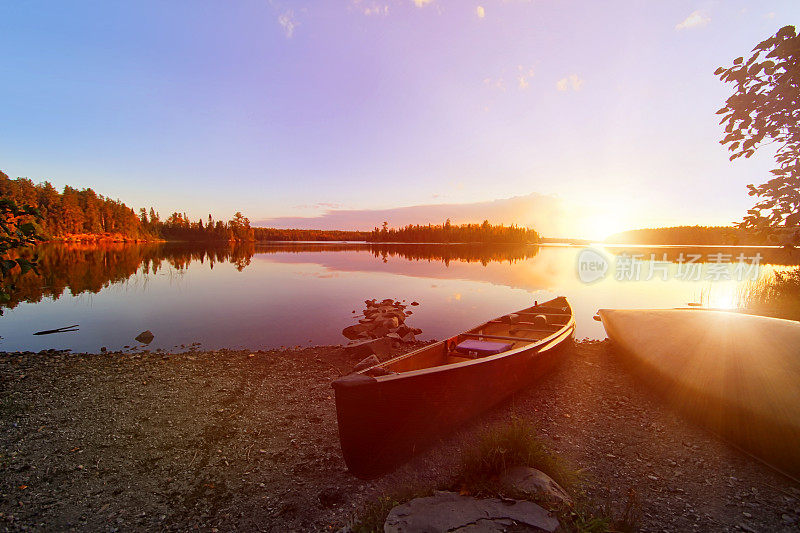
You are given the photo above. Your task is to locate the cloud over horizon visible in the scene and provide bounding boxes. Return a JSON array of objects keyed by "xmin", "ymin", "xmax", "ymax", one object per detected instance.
[{"xmin": 254, "ymin": 193, "xmax": 575, "ymax": 237}]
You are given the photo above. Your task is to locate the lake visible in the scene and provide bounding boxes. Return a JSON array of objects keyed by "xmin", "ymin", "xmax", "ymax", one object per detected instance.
[{"xmin": 1, "ymin": 242, "xmax": 797, "ymax": 352}]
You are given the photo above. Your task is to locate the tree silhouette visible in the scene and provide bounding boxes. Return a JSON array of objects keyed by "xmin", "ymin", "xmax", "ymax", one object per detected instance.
[{"xmin": 716, "ymin": 25, "xmax": 800, "ymax": 245}]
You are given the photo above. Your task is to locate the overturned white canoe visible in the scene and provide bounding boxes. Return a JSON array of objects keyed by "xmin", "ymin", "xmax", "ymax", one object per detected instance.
[{"xmin": 598, "ymin": 308, "xmax": 800, "ymax": 477}]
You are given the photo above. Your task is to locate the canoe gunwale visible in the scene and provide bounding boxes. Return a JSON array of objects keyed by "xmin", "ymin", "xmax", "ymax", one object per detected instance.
[{"xmin": 341, "ymin": 297, "xmax": 575, "ymax": 385}]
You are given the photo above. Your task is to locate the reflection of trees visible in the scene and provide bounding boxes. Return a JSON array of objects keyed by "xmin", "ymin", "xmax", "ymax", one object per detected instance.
[
  {"xmin": 1, "ymin": 242, "xmax": 542, "ymax": 311},
  {"xmin": 367, "ymin": 243, "xmax": 539, "ymax": 266},
  {"xmin": 1, "ymin": 242, "xmax": 257, "ymax": 312},
  {"xmin": 254, "ymin": 242, "xmax": 541, "ymax": 266},
  {"xmin": 6, "ymin": 241, "xmax": 795, "ymax": 314}
]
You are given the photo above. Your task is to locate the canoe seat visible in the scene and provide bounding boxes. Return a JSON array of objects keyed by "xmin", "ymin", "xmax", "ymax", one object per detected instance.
[{"xmin": 455, "ymin": 339, "xmax": 513, "ymax": 358}]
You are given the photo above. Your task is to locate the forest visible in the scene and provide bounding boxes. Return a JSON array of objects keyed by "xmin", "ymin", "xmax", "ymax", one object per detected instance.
[
  {"xmin": 606, "ymin": 226, "xmax": 768, "ymax": 245},
  {"xmin": 367, "ymin": 220, "xmax": 540, "ymax": 243},
  {"xmin": 1, "ymin": 173, "xmax": 541, "ymax": 244},
  {"xmin": 0, "ymin": 172, "xmax": 147, "ymax": 240},
  {"xmin": 0, "ymin": 173, "xmax": 367, "ymax": 242}
]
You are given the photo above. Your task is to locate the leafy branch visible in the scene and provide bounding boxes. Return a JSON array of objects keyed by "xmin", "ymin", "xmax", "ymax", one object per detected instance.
[{"xmin": 716, "ymin": 25, "xmax": 800, "ymax": 242}]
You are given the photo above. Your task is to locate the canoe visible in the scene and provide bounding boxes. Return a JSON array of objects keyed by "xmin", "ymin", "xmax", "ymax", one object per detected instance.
[
  {"xmin": 598, "ymin": 308, "xmax": 800, "ymax": 477},
  {"xmin": 332, "ymin": 296, "xmax": 575, "ymax": 478}
]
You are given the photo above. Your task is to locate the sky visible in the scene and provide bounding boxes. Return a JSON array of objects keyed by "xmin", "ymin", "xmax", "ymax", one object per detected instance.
[{"xmin": 1, "ymin": 0, "xmax": 798, "ymax": 239}]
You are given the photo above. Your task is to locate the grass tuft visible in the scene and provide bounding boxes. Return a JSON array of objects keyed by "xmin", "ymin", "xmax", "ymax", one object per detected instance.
[
  {"xmin": 348, "ymin": 420, "xmax": 639, "ymax": 532},
  {"xmin": 567, "ymin": 488, "xmax": 641, "ymax": 533},
  {"xmin": 347, "ymin": 487, "xmax": 432, "ymax": 533},
  {"xmin": 737, "ymin": 268, "xmax": 800, "ymax": 321},
  {"xmin": 455, "ymin": 418, "xmax": 579, "ymax": 496}
]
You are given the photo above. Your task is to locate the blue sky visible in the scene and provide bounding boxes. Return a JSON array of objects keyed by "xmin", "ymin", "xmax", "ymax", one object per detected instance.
[{"xmin": 1, "ymin": 0, "xmax": 798, "ymax": 237}]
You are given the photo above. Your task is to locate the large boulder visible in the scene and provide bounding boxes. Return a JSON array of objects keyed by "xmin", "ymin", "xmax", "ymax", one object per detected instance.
[
  {"xmin": 500, "ymin": 467, "xmax": 573, "ymax": 507},
  {"xmin": 384, "ymin": 491, "xmax": 559, "ymax": 532}
]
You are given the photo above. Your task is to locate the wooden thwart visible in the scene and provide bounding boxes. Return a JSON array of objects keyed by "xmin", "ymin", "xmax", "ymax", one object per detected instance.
[{"xmin": 462, "ymin": 333, "xmax": 542, "ymax": 342}]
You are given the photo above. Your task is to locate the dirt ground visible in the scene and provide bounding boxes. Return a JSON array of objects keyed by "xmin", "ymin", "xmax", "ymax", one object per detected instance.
[{"xmin": 1, "ymin": 340, "xmax": 798, "ymax": 532}]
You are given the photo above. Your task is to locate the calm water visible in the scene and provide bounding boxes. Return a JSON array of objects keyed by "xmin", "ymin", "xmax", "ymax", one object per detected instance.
[{"xmin": 1, "ymin": 242, "xmax": 797, "ymax": 352}]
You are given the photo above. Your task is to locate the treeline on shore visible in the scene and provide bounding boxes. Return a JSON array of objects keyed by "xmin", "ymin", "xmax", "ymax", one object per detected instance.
[
  {"xmin": 606, "ymin": 226, "xmax": 767, "ymax": 245},
  {"xmin": 1, "ymin": 173, "xmax": 540, "ymax": 244},
  {"xmin": 367, "ymin": 220, "xmax": 540, "ymax": 243},
  {"xmin": 1, "ymin": 172, "xmax": 262, "ymax": 242},
  {"xmin": 1, "ymin": 172, "xmax": 147, "ymax": 240},
  {"xmin": 0, "ymin": 172, "xmax": 361, "ymax": 242}
]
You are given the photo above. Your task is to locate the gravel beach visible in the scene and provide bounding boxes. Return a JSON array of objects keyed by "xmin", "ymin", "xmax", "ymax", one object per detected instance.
[{"xmin": 1, "ymin": 340, "xmax": 798, "ymax": 532}]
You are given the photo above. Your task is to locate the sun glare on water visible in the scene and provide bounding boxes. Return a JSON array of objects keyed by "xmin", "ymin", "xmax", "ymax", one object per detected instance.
[{"xmin": 705, "ymin": 286, "xmax": 739, "ymax": 309}]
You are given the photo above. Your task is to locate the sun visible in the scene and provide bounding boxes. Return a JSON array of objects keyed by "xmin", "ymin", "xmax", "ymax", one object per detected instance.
[{"xmin": 565, "ymin": 196, "xmax": 633, "ymax": 242}]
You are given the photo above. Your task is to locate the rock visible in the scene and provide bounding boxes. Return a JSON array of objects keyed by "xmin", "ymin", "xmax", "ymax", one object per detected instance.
[
  {"xmin": 386, "ymin": 332, "xmax": 402, "ymax": 341},
  {"xmin": 500, "ymin": 466, "xmax": 573, "ymax": 507},
  {"xmin": 381, "ymin": 298, "xmax": 395, "ymax": 306},
  {"xmin": 384, "ymin": 491, "xmax": 558, "ymax": 533},
  {"xmin": 134, "ymin": 330, "xmax": 154, "ymax": 344},
  {"xmin": 410, "ymin": 301, "xmax": 419, "ymax": 306},
  {"xmin": 385, "ymin": 316, "xmax": 400, "ymax": 329},
  {"xmin": 343, "ymin": 337, "xmax": 392, "ymax": 358},
  {"xmin": 372, "ymin": 325, "xmax": 390, "ymax": 337},
  {"xmin": 352, "ymin": 354, "xmax": 380, "ymax": 372},
  {"xmin": 401, "ymin": 332, "xmax": 417, "ymax": 343},
  {"xmin": 342, "ymin": 324, "xmax": 372, "ymax": 339},
  {"xmin": 342, "ymin": 325, "xmax": 362, "ymax": 340}
]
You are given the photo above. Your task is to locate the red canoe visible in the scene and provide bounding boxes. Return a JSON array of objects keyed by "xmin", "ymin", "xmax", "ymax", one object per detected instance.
[{"xmin": 332, "ymin": 296, "xmax": 575, "ymax": 478}]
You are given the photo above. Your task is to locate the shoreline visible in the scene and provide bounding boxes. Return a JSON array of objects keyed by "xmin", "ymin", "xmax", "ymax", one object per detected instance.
[{"xmin": 1, "ymin": 341, "xmax": 798, "ymax": 531}]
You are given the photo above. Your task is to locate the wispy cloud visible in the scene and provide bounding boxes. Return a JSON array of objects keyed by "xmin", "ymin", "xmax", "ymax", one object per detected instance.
[
  {"xmin": 517, "ymin": 65, "xmax": 534, "ymax": 89},
  {"xmin": 411, "ymin": 0, "xmax": 434, "ymax": 7},
  {"xmin": 556, "ymin": 74, "xmax": 583, "ymax": 92},
  {"xmin": 365, "ymin": 4, "xmax": 389, "ymax": 15},
  {"xmin": 351, "ymin": 0, "xmax": 389, "ymax": 16},
  {"xmin": 476, "ymin": 5, "xmax": 485, "ymax": 18},
  {"xmin": 764, "ymin": 11, "xmax": 776, "ymax": 19},
  {"xmin": 675, "ymin": 10, "xmax": 710, "ymax": 31},
  {"xmin": 483, "ymin": 77, "xmax": 506, "ymax": 91},
  {"xmin": 293, "ymin": 202, "xmax": 343, "ymax": 210},
  {"xmin": 484, "ymin": 65, "xmax": 534, "ymax": 92},
  {"xmin": 278, "ymin": 10, "xmax": 297, "ymax": 38}
]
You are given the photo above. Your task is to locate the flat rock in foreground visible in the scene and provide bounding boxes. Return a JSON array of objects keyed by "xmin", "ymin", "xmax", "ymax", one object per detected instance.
[
  {"xmin": 384, "ymin": 491, "xmax": 559, "ymax": 532},
  {"xmin": 500, "ymin": 466, "xmax": 572, "ymax": 507}
]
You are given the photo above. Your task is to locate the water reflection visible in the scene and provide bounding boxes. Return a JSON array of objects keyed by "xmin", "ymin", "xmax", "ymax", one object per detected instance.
[
  {"xmin": 0, "ymin": 242, "xmax": 797, "ymax": 352},
  {"xmin": 3, "ymin": 242, "xmax": 257, "ymax": 312}
]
